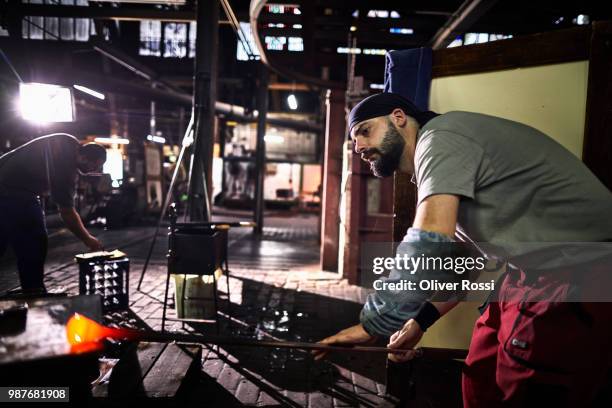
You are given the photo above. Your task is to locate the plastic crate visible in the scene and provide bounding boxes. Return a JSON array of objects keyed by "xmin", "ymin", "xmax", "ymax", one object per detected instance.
[{"xmin": 77, "ymin": 256, "xmax": 129, "ymax": 311}]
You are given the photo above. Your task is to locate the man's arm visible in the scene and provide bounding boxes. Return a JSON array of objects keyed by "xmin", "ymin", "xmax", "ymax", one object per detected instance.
[
  {"xmin": 413, "ymin": 194, "xmax": 458, "ymax": 236},
  {"xmin": 59, "ymin": 207, "xmax": 103, "ymax": 251},
  {"xmin": 386, "ymin": 194, "xmax": 460, "ymax": 361},
  {"xmin": 314, "ymin": 194, "xmax": 460, "ymax": 359}
]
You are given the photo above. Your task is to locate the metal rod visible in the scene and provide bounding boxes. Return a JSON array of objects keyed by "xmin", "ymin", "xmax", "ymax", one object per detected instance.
[
  {"xmin": 93, "ymin": 44, "xmax": 153, "ymax": 82},
  {"xmin": 136, "ymin": 113, "xmax": 195, "ymax": 290},
  {"xmin": 133, "ymin": 330, "xmax": 468, "ymax": 359},
  {"xmin": 220, "ymin": 0, "xmax": 256, "ymax": 59}
]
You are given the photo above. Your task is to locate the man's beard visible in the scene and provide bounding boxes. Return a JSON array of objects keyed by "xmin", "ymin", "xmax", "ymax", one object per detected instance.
[{"xmin": 368, "ymin": 119, "xmax": 405, "ymax": 178}]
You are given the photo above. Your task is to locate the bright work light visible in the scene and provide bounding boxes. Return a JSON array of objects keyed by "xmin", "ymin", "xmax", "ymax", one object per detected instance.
[
  {"xmin": 287, "ymin": 94, "xmax": 298, "ymax": 110},
  {"xmin": 19, "ymin": 83, "xmax": 75, "ymax": 124}
]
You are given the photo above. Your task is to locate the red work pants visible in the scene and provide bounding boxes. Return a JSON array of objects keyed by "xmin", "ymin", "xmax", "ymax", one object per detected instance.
[{"xmin": 462, "ymin": 263, "xmax": 612, "ymax": 407}]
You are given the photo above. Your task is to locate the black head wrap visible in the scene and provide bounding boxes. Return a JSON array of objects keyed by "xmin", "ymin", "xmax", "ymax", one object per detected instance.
[{"xmin": 347, "ymin": 92, "xmax": 439, "ymax": 138}]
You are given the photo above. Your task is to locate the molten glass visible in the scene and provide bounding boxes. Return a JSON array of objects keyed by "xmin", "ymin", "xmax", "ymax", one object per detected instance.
[{"xmin": 66, "ymin": 313, "xmax": 142, "ymax": 353}]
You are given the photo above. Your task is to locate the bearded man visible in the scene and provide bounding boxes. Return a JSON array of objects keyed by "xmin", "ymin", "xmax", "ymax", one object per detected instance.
[{"xmin": 314, "ymin": 92, "xmax": 612, "ymax": 407}]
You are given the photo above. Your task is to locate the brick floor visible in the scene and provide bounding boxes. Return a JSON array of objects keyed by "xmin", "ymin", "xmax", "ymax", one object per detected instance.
[{"xmin": 1, "ymin": 214, "xmax": 395, "ymax": 407}]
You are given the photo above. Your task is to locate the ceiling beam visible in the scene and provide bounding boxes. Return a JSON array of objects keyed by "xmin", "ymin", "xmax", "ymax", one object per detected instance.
[
  {"xmin": 63, "ymin": 70, "xmax": 321, "ymax": 131},
  {"xmin": 429, "ymin": 0, "xmax": 499, "ymax": 49},
  {"xmin": 92, "ymin": 39, "xmax": 186, "ymax": 95},
  {"xmin": 5, "ymin": 4, "xmax": 230, "ymax": 24},
  {"xmin": 166, "ymin": 77, "xmax": 311, "ymax": 91}
]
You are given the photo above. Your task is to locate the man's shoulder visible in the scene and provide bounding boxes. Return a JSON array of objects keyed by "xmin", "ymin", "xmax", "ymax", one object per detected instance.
[
  {"xmin": 38, "ymin": 133, "xmax": 79, "ymax": 146},
  {"xmin": 12, "ymin": 134, "xmax": 79, "ymax": 154},
  {"xmin": 41, "ymin": 134, "xmax": 80, "ymax": 158},
  {"xmin": 415, "ymin": 115, "xmax": 483, "ymax": 153},
  {"xmin": 422, "ymin": 110, "xmax": 507, "ymax": 130},
  {"xmin": 417, "ymin": 111, "xmax": 536, "ymax": 154}
]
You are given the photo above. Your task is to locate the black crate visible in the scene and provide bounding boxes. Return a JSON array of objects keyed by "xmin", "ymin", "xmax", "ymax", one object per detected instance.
[
  {"xmin": 168, "ymin": 226, "xmax": 228, "ymax": 276},
  {"xmin": 78, "ymin": 257, "xmax": 129, "ymax": 311}
]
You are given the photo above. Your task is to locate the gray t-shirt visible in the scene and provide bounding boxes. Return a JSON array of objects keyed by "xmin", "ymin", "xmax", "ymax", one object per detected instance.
[
  {"xmin": 0, "ymin": 134, "xmax": 79, "ymax": 208},
  {"xmin": 414, "ymin": 111, "xmax": 612, "ymax": 270}
]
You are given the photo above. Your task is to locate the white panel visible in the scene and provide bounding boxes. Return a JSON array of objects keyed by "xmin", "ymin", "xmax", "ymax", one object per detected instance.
[{"xmin": 429, "ymin": 61, "xmax": 589, "ymax": 158}]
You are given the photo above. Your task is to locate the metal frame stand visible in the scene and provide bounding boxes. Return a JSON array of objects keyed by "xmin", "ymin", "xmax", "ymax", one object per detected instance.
[{"xmin": 161, "ymin": 205, "xmax": 235, "ymax": 334}]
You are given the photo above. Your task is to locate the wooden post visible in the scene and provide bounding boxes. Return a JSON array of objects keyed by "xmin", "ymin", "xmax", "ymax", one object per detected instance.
[
  {"xmin": 583, "ymin": 21, "xmax": 612, "ymax": 190},
  {"xmin": 320, "ymin": 89, "xmax": 345, "ymax": 272}
]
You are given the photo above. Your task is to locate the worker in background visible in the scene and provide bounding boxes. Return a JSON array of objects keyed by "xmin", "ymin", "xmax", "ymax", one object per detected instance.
[
  {"xmin": 0, "ymin": 133, "xmax": 106, "ymax": 293},
  {"xmin": 314, "ymin": 93, "xmax": 612, "ymax": 406}
]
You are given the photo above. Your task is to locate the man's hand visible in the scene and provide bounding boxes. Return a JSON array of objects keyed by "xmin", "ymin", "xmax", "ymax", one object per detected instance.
[
  {"xmin": 387, "ymin": 319, "xmax": 424, "ymax": 362},
  {"xmin": 313, "ymin": 324, "xmax": 376, "ymax": 360},
  {"xmin": 59, "ymin": 207, "xmax": 103, "ymax": 252},
  {"xmin": 83, "ymin": 235, "xmax": 103, "ymax": 252}
]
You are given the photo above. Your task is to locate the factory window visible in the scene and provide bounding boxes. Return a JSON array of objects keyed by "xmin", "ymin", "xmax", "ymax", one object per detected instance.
[
  {"xmin": 363, "ymin": 48, "xmax": 387, "ymax": 55},
  {"xmin": 367, "ymin": 10, "xmax": 389, "ymax": 18},
  {"xmin": 236, "ymin": 21, "xmax": 260, "ymax": 61},
  {"xmin": 447, "ymin": 36, "xmax": 463, "ymax": 48},
  {"xmin": 21, "ymin": 0, "xmax": 93, "ymax": 41},
  {"xmin": 265, "ymin": 36, "xmax": 286, "ymax": 51},
  {"xmin": 574, "ymin": 14, "xmax": 590, "ymax": 25},
  {"xmin": 366, "ymin": 10, "xmax": 400, "ymax": 18},
  {"xmin": 59, "ymin": 18, "xmax": 74, "ymax": 40},
  {"xmin": 464, "ymin": 32, "xmax": 490, "ymax": 45},
  {"xmin": 75, "ymin": 18, "xmax": 93, "ymax": 41},
  {"xmin": 139, "ymin": 20, "xmax": 162, "ymax": 56},
  {"xmin": 189, "ymin": 22, "xmax": 196, "ymax": 58},
  {"xmin": 266, "ymin": 3, "xmax": 301, "ymax": 15},
  {"xmin": 75, "ymin": 0, "xmax": 93, "ymax": 42},
  {"xmin": 60, "ymin": 15, "xmax": 74, "ymax": 41},
  {"xmin": 22, "ymin": 0, "xmax": 45, "ymax": 40},
  {"xmin": 488, "ymin": 33, "xmax": 513, "ymax": 41},
  {"xmin": 44, "ymin": 16, "xmax": 59, "ymax": 39},
  {"xmin": 337, "ymin": 47, "xmax": 361, "ymax": 54},
  {"xmin": 22, "ymin": 16, "xmax": 44, "ymax": 40},
  {"xmin": 462, "ymin": 33, "xmax": 513, "ymax": 46},
  {"xmin": 287, "ymin": 37, "xmax": 304, "ymax": 52},
  {"xmin": 59, "ymin": 0, "xmax": 74, "ymax": 40},
  {"xmin": 389, "ymin": 27, "xmax": 414, "ymax": 35},
  {"xmin": 337, "ymin": 47, "xmax": 386, "ymax": 56},
  {"xmin": 267, "ymin": 4, "xmax": 286, "ymax": 13},
  {"xmin": 163, "ymin": 22, "xmax": 187, "ymax": 58}
]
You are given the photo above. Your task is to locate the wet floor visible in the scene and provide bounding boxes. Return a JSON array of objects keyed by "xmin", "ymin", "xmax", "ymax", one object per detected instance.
[{"xmin": 0, "ymin": 211, "xmax": 391, "ymax": 407}]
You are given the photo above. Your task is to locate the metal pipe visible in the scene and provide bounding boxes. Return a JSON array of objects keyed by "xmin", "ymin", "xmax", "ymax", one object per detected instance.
[
  {"xmin": 220, "ymin": 0, "xmax": 257, "ymax": 60},
  {"xmin": 253, "ymin": 65, "xmax": 269, "ymax": 234},
  {"xmin": 429, "ymin": 0, "xmax": 498, "ymax": 49},
  {"xmin": 60, "ymin": 69, "xmax": 320, "ymax": 132},
  {"xmin": 138, "ymin": 329, "xmax": 469, "ymax": 359},
  {"xmin": 187, "ymin": 0, "xmax": 219, "ymax": 222},
  {"xmin": 90, "ymin": 40, "xmax": 320, "ymax": 132},
  {"xmin": 68, "ymin": 314, "xmax": 468, "ymax": 360}
]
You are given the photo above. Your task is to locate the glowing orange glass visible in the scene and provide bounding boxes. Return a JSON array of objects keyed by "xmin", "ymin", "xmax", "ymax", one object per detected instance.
[{"xmin": 66, "ymin": 313, "xmax": 143, "ymax": 353}]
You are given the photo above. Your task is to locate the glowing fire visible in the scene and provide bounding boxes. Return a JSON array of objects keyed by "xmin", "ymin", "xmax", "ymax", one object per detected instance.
[{"xmin": 66, "ymin": 313, "xmax": 141, "ymax": 354}]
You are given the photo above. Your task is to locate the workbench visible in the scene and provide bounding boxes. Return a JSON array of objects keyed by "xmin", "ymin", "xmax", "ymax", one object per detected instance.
[{"xmin": 0, "ymin": 295, "xmax": 103, "ymax": 405}]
